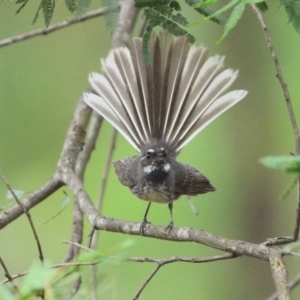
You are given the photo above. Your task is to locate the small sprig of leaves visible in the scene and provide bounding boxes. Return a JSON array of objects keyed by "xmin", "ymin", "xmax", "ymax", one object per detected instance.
[
  {"xmin": 280, "ymin": 0, "xmax": 300, "ymax": 33},
  {"xmin": 135, "ymin": 0, "xmax": 269, "ymax": 63},
  {"xmin": 138, "ymin": 0, "xmax": 196, "ymax": 64},
  {"xmin": 186, "ymin": 0, "xmax": 226, "ymax": 25},
  {"xmin": 261, "ymin": 155, "xmax": 300, "ymax": 200},
  {"xmin": 15, "ymin": 0, "xmax": 93, "ymax": 26},
  {"xmin": 189, "ymin": 0, "xmax": 268, "ymax": 43},
  {"xmin": 101, "ymin": 0, "xmax": 120, "ymax": 34},
  {"xmin": 260, "ymin": 155, "xmax": 300, "ymax": 173}
]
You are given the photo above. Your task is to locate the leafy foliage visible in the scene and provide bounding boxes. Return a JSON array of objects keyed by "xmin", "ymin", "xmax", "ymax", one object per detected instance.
[
  {"xmin": 42, "ymin": 0, "xmax": 55, "ymax": 27},
  {"xmin": 186, "ymin": 0, "xmax": 226, "ymax": 25},
  {"xmin": 137, "ymin": 0, "xmax": 202, "ymax": 64},
  {"xmin": 135, "ymin": 0, "xmax": 270, "ymax": 62},
  {"xmin": 101, "ymin": 0, "xmax": 120, "ymax": 34},
  {"xmin": 11, "ymin": 0, "xmax": 300, "ymax": 42},
  {"xmin": 189, "ymin": 0, "xmax": 269, "ymax": 43},
  {"xmin": 15, "ymin": 0, "xmax": 29, "ymax": 14},
  {"xmin": 256, "ymin": 0, "xmax": 269, "ymax": 12},
  {"xmin": 280, "ymin": 0, "xmax": 300, "ymax": 33},
  {"xmin": 15, "ymin": 0, "xmax": 93, "ymax": 26},
  {"xmin": 0, "ymin": 239, "xmax": 135, "ymax": 299},
  {"xmin": 74, "ymin": 0, "xmax": 92, "ymax": 20},
  {"xmin": 260, "ymin": 155, "xmax": 300, "ymax": 173},
  {"xmin": 5, "ymin": 188, "xmax": 26, "ymax": 200},
  {"xmin": 65, "ymin": 0, "xmax": 78, "ymax": 13}
]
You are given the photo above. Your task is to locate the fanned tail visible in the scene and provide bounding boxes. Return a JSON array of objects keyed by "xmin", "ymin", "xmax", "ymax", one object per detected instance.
[{"xmin": 84, "ymin": 31, "xmax": 248, "ymax": 153}]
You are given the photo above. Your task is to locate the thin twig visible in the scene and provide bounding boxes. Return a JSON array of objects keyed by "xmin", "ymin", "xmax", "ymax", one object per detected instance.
[
  {"xmin": 251, "ymin": 4, "xmax": 300, "ymax": 241},
  {"xmin": 64, "ymin": 240, "xmax": 236, "ymax": 264},
  {"xmin": 0, "ymin": 176, "xmax": 63, "ymax": 230},
  {"xmin": 132, "ymin": 253, "xmax": 235, "ymax": 299},
  {"xmin": 282, "ymin": 251, "xmax": 300, "ymax": 258},
  {"xmin": 0, "ymin": 170, "xmax": 44, "ymax": 263},
  {"xmin": 1, "ymin": 247, "xmax": 234, "ymax": 285},
  {"xmin": 0, "ymin": 256, "xmax": 19, "ymax": 294},
  {"xmin": 0, "ymin": 6, "xmax": 119, "ymax": 48},
  {"xmin": 133, "ymin": 264, "xmax": 161, "ymax": 300},
  {"xmin": 97, "ymin": 129, "xmax": 118, "ymax": 215}
]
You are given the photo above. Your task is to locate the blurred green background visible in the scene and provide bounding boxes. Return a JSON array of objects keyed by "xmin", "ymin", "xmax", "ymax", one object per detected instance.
[{"xmin": 1, "ymin": 1, "xmax": 300, "ymax": 299}]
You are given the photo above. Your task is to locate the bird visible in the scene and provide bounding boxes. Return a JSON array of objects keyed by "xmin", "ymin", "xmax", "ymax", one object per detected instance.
[{"xmin": 83, "ymin": 31, "xmax": 247, "ymax": 233}]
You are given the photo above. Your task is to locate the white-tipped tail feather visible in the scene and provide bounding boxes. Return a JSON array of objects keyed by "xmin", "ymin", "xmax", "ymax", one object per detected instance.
[{"xmin": 84, "ymin": 32, "xmax": 247, "ymax": 153}]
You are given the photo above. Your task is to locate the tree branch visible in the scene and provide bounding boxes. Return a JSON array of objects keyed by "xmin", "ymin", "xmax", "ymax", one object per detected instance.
[
  {"xmin": 0, "ymin": 6, "xmax": 119, "ymax": 48},
  {"xmin": 251, "ymin": 4, "xmax": 300, "ymax": 241}
]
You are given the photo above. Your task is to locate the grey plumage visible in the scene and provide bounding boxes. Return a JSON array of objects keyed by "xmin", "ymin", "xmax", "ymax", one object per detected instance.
[{"xmin": 84, "ymin": 31, "xmax": 247, "ymax": 231}]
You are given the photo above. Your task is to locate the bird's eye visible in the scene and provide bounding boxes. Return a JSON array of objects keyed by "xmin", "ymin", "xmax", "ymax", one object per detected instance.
[{"xmin": 161, "ymin": 149, "xmax": 167, "ymax": 158}]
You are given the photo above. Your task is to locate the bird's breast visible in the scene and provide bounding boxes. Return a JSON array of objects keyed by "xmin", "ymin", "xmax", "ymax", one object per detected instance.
[{"xmin": 137, "ymin": 185, "xmax": 174, "ymax": 203}]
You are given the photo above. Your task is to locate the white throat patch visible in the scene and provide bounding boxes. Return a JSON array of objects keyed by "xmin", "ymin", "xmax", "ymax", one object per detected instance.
[{"xmin": 143, "ymin": 163, "xmax": 170, "ymax": 174}]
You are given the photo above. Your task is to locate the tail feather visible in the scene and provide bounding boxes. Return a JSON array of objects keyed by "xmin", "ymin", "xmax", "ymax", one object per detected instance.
[
  {"xmin": 83, "ymin": 92, "xmax": 140, "ymax": 151},
  {"xmin": 165, "ymin": 46, "xmax": 208, "ymax": 142},
  {"xmin": 109, "ymin": 48, "xmax": 148, "ymax": 143},
  {"xmin": 168, "ymin": 55, "xmax": 225, "ymax": 144},
  {"xmin": 129, "ymin": 38, "xmax": 151, "ymax": 141},
  {"xmin": 173, "ymin": 69, "xmax": 240, "ymax": 145},
  {"xmin": 176, "ymin": 90, "xmax": 248, "ymax": 151},
  {"xmin": 163, "ymin": 36, "xmax": 189, "ymax": 138},
  {"xmin": 84, "ymin": 31, "xmax": 248, "ymax": 154}
]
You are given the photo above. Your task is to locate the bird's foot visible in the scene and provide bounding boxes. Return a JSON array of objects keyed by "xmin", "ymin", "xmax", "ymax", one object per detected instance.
[
  {"xmin": 164, "ymin": 221, "xmax": 174, "ymax": 234},
  {"xmin": 140, "ymin": 219, "xmax": 151, "ymax": 235}
]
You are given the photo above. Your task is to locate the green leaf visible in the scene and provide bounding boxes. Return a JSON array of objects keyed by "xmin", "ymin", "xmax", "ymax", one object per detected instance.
[
  {"xmin": 193, "ymin": 6, "xmax": 226, "ymax": 25},
  {"xmin": 170, "ymin": 0, "xmax": 181, "ymax": 11},
  {"xmin": 203, "ymin": 0, "xmax": 238, "ymax": 21},
  {"xmin": 0, "ymin": 285, "xmax": 14, "ymax": 300},
  {"xmin": 42, "ymin": 0, "xmax": 55, "ymax": 27},
  {"xmin": 279, "ymin": 176, "xmax": 297, "ymax": 200},
  {"xmin": 74, "ymin": 0, "xmax": 92, "ymax": 19},
  {"xmin": 5, "ymin": 188, "xmax": 26, "ymax": 199},
  {"xmin": 77, "ymin": 251, "xmax": 104, "ymax": 263},
  {"xmin": 142, "ymin": 19, "xmax": 157, "ymax": 65},
  {"xmin": 32, "ymin": 1, "xmax": 43, "ymax": 25},
  {"xmin": 20, "ymin": 260, "xmax": 55, "ymax": 297},
  {"xmin": 282, "ymin": 240, "xmax": 300, "ymax": 252},
  {"xmin": 15, "ymin": 0, "xmax": 29, "ymax": 14},
  {"xmin": 217, "ymin": 1, "xmax": 245, "ymax": 43},
  {"xmin": 65, "ymin": 0, "xmax": 78, "ymax": 13},
  {"xmin": 120, "ymin": 238, "xmax": 136, "ymax": 249},
  {"xmin": 171, "ymin": 12, "xmax": 188, "ymax": 26},
  {"xmin": 281, "ymin": 0, "xmax": 300, "ymax": 33},
  {"xmin": 135, "ymin": 0, "xmax": 169, "ymax": 8},
  {"xmin": 191, "ymin": 0, "xmax": 220, "ymax": 9},
  {"xmin": 61, "ymin": 194, "xmax": 70, "ymax": 208},
  {"xmin": 101, "ymin": 0, "xmax": 120, "ymax": 34},
  {"xmin": 260, "ymin": 156, "xmax": 300, "ymax": 173},
  {"xmin": 256, "ymin": 1, "xmax": 268, "ymax": 12}
]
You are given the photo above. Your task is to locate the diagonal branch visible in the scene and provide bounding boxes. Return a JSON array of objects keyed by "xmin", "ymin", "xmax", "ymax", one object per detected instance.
[
  {"xmin": 0, "ymin": 6, "xmax": 120, "ymax": 48},
  {"xmin": 0, "ymin": 171, "xmax": 44, "ymax": 263},
  {"xmin": 0, "ymin": 176, "xmax": 62, "ymax": 229}
]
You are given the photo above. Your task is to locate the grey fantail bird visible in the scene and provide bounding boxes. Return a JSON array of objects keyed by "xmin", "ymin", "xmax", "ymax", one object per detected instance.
[{"xmin": 84, "ymin": 31, "xmax": 247, "ymax": 232}]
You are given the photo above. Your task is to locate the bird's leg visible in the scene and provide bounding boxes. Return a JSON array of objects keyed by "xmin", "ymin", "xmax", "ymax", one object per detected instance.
[
  {"xmin": 140, "ymin": 202, "xmax": 152, "ymax": 235},
  {"xmin": 165, "ymin": 202, "xmax": 174, "ymax": 233}
]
